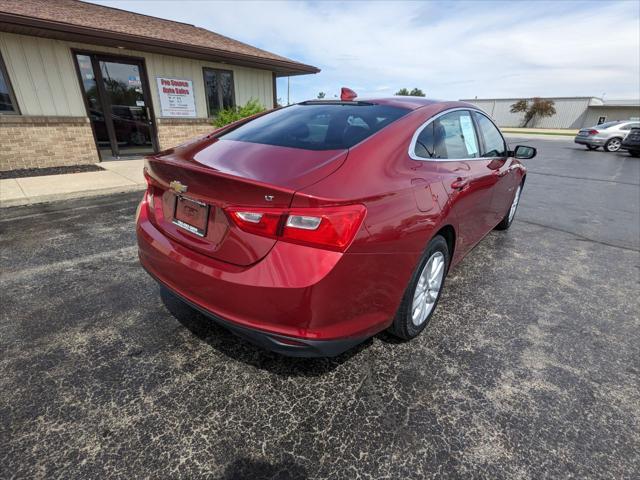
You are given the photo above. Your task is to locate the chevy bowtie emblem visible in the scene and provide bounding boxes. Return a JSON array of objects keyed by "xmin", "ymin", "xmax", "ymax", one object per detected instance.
[{"xmin": 169, "ymin": 180, "xmax": 188, "ymax": 194}]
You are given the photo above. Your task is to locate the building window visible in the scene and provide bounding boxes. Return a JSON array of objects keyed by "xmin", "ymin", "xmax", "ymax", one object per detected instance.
[
  {"xmin": 203, "ymin": 68, "xmax": 234, "ymax": 116},
  {"xmin": 0, "ymin": 53, "xmax": 19, "ymax": 114}
]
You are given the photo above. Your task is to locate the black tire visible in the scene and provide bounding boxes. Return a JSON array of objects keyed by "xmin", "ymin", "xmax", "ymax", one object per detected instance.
[
  {"xmin": 604, "ymin": 137, "xmax": 623, "ymax": 152},
  {"xmin": 629, "ymin": 150, "xmax": 640, "ymax": 158},
  {"xmin": 586, "ymin": 145, "xmax": 598, "ymax": 151},
  {"xmin": 495, "ymin": 182, "xmax": 523, "ymax": 230},
  {"xmin": 388, "ymin": 235, "xmax": 449, "ymax": 340}
]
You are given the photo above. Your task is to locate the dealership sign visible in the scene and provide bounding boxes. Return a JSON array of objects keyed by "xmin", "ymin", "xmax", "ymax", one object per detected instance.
[{"xmin": 156, "ymin": 77, "xmax": 196, "ymax": 117}]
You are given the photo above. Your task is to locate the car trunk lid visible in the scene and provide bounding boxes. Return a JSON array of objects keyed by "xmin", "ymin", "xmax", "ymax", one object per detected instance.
[{"xmin": 144, "ymin": 137, "xmax": 348, "ymax": 266}]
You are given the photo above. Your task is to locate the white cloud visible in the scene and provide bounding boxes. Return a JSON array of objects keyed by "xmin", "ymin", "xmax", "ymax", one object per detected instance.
[{"xmin": 90, "ymin": 0, "xmax": 640, "ymax": 102}]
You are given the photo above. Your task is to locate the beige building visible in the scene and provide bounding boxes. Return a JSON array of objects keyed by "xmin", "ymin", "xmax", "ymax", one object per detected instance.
[
  {"xmin": 0, "ymin": 0, "xmax": 318, "ymax": 171},
  {"xmin": 461, "ymin": 97, "xmax": 640, "ymax": 129}
]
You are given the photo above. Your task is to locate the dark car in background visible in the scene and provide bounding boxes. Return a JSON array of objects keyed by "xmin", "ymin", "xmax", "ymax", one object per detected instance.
[{"xmin": 621, "ymin": 127, "xmax": 640, "ymax": 157}]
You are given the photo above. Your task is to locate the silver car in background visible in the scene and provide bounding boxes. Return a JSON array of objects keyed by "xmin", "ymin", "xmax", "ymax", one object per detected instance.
[{"xmin": 574, "ymin": 120, "xmax": 640, "ymax": 152}]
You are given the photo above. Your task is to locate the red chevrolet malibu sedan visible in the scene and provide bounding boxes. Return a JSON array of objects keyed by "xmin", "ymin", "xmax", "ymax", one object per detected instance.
[{"xmin": 136, "ymin": 90, "xmax": 536, "ymax": 357}]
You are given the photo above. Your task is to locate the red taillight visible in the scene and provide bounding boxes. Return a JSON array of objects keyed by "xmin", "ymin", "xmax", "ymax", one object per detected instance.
[
  {"xmin": 226, "ymin": 205, "xmax": 366, "ymax": 252},
  {"xmin": 227, "ymin": 209, "xmax": 282, "ymax": 238},
  {"xmin": 143, "ymin": 168, "xmax": 155, "ymax": 209},
  {"xmin": 588, "ymin": 129, "xmax": 599, "ymax": 135},
  {"xmin": 143, "ymin": 167, "xmax": 152, "ymax": 186},
  {"xmin": 283, "ymin": 206, "xmax": 366, "ymax": 251}
]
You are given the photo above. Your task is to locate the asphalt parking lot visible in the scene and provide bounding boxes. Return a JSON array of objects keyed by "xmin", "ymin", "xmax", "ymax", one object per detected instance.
[{"xmin": 1, "ymin": 137, "xmax": 639, "ymax": 479}]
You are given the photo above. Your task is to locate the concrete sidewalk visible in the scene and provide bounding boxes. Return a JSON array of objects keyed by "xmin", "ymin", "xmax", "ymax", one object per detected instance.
[{"xmin": 0, "ymin": 160, "xmax": 145, "ymax": 207}]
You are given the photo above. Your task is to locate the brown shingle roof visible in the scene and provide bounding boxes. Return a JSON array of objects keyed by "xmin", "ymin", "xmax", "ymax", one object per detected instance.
[{"xmin": 0, "ymin": 0, "xmax": 319, "ymax": 76}]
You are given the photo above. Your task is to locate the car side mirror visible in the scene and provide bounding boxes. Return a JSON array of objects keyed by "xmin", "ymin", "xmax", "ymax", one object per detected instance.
[{"xmin": 513, "ymin": 145, "xmax": 536, "ymax": 159}]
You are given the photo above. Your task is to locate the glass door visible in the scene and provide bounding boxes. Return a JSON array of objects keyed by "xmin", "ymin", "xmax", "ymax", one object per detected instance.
[
  {"xmin": 75, "ymin": 53, "xmax": 157, "ymax": 159},
  {"xmin": 75, "ymin": 54, "xmax": 112, "ymax": 159}
]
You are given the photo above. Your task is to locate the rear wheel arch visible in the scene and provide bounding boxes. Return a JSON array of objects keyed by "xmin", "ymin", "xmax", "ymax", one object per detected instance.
[
  {"xmin": 433, "ymin": 225, "xmax": 456, "ymax": 269},
  {"xmin": 389, "ymin": 234, "xmax": 450, "ymax": 340}
]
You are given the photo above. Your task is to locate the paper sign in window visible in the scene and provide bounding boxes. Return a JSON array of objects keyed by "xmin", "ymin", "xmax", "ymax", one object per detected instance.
[{"xmin": 459, "ymin": 115, "xmax": 478, "ymax": 156}]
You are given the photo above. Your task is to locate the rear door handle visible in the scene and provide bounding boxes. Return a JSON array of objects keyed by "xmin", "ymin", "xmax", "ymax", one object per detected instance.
[{"xmin": 451, "ymin": 178, "xmax": 469, "ymax": 190}]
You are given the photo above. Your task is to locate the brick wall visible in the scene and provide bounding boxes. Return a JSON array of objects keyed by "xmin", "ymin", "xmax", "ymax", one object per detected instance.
[
  {"xmin": 0, "ymin": 116, "xmax": 217, "ymax": 171},
  {"xmin": 0, "ymin": 116, "xmax": 98, "ymax": 171},
  {"xmin": 156, "ymin": 118, "xmax": 215, "ymax": 150}
]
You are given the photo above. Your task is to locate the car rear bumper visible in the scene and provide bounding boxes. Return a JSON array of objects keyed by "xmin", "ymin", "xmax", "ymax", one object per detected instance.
[
  {"xmin": 621, "ymin": 141, "xmax": 640, "ymax": 151},
  {"xmin": 574, "ymin": 136, "xmax": 605, "ymax": 146},
  {"xmin": 145, "ymin": 266, "xmax": 366, "ymax": 357},
  {"xmin": 136, "ymin": 197, "xmax": 415, "ymax": 356}
]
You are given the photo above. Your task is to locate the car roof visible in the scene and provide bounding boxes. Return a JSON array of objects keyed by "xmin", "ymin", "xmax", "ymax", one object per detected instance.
[
  {"xmin": 364, "ymin": 97, "xmax": 441, "ymax": 109},
  {"xmin": 299, "ymin": 97, "xmax": 473, "ymax": 111}
]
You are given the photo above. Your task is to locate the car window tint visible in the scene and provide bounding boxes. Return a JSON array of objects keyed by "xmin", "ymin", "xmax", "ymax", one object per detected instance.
[
  {"xmin": 621, "ymin": 123, "xmax": 640, "ymax": 130},
  {"xmin": 473, "ymin": 112, "xmax": 506, "ymax": 157},
  {"xmin": 220, "ymin": 103, "xmax": 409, "ymax": 150},
  {"xmin": 414, "ymin": 122, "xmax": 435, "ymax": 158},
  {"xmin": 433, "ymin": 111, "xmax": 479, "ymax": 159}
]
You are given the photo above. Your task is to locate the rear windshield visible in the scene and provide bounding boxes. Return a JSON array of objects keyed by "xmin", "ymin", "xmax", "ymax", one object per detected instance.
[{"xmin": 220, "ymin": 103, "xmax": 410, "ymax": 150}]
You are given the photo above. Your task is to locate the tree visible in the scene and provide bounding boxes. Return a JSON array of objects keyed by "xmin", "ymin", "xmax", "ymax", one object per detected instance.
[
  {"xmin": 317, "ymin": 92, "xmax": 326, "ymax": 99},
  {"xmin": 510, "ymin": 97, "xmax": 556, "ymax": 127},
  {"xmin": 395, "ymin": 87, "xmax": 426, "ymax": 97}
]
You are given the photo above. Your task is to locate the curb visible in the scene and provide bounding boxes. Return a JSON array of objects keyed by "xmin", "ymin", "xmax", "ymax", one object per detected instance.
[
  {"xmin": 502, "ymin": 130, "xmax": 577, "ymax": 137},
  {"xmin": 0, "ymin": 183, "xmax": 145, "ymax": 208}
]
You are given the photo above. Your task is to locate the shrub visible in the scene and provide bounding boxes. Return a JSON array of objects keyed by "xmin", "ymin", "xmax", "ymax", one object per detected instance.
[{"xmin": 212, "ymin": 99, "xmax": 266, "ymax": 128}]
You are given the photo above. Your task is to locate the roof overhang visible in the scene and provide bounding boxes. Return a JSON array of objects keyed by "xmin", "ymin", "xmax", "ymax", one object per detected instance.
[
  {"xmin": 0, "ymin": 12, "xmax": 320, "ymax": 77},
  {"xmin": 589, "ymin": 104, "xmax": 640, "ymax": 108}
]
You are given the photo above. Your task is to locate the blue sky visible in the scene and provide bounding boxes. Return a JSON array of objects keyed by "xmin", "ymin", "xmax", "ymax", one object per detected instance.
[{"xmin": 90, "ymin": 0, "xmax": 640, "ymax": 103}]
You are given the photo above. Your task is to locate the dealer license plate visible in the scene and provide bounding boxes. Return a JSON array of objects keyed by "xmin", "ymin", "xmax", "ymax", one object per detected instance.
[{"xmin": 173, "ymin": 196, "xmax": 209, "ymax": 237}]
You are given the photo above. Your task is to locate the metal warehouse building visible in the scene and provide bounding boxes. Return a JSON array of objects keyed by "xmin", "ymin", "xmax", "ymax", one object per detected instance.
[
  {"xmin": 0, "ymin": 0, "xmax": 318, "ymax": 171},
  {"xmin": 460, "ymin": 97, "xmax": 640, "ymax": 129}
]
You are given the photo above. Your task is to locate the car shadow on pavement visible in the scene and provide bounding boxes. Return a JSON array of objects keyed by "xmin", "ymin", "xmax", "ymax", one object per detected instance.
[
  {"xmin": 221, "ymin": 457, "xmax": 308, "ymax": 480},
  {"xmin": 160, "ymin": 287, "xmax": 372, "ymax": 377}
]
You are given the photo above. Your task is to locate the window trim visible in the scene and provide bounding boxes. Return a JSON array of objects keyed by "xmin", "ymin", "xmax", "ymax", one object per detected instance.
[
  {"xmin": 408, "ymin": 107, "xmax": 507, "ymax": 161},
  {"xmin": 0, "ymin": 51, "xmax": 20, "ymax": 115},
  {"xmin": 202, "ymin": 67, "xmax": 235, "ymax": 117},
  {"xmin": 472, "ymin": 110, "xmax": 507, "ymax": 158}
]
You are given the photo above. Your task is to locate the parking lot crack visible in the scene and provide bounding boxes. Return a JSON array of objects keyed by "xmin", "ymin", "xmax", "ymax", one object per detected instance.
[
  {"xmin": 0, "ymin": 246, "xmax": 138, "ymax": 283},
  {"xmin": 518, "ymin": 219, "xmax": 640, "ymax": 252},
  {"xmin": 528, "ymin": 170, "xmax": 640, "ymax": 186}
]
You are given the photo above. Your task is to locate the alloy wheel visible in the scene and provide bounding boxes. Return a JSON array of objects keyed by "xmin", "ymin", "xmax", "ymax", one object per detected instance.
[
  {"xmin": 411, "ymin": 251, "xmax": 445, "ymax": 326},
  {"xmin": 606, "ymin": 138, "xmax": 622, "ymax": 152}
]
